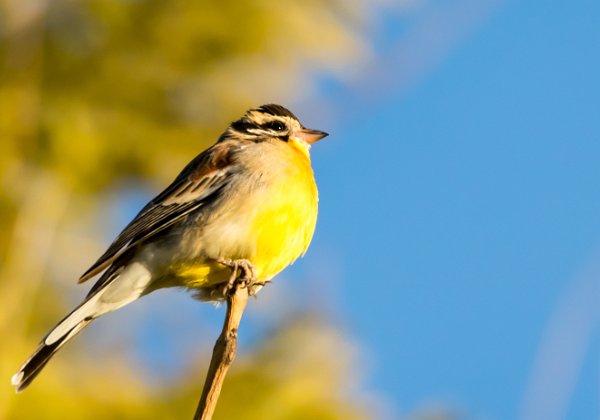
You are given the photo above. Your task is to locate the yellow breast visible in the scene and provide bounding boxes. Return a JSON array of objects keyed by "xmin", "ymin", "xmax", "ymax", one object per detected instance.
[{"xmin": 250, "ymin": 138, "xmax": 318, "ymax": 280}]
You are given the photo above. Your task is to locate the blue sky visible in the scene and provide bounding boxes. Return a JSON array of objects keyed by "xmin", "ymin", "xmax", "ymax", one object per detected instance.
[
  {"xmin": 306, "ymin": 0, "xmax": 600, "ymax": 418},
  {"xmin": 91, "ymin": 0, "xmax": 600, "ymax": 418}
]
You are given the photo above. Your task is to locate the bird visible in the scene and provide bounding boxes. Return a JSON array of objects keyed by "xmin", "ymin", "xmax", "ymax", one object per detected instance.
[{"xmin": 12, "ymin": 103, "xmax": 327, "ymax": 392}]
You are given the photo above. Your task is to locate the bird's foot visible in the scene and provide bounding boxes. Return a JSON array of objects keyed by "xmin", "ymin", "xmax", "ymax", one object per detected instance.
[{"xmin": 217, "ymin": 258, "xmax": 257, "ymax": 297}]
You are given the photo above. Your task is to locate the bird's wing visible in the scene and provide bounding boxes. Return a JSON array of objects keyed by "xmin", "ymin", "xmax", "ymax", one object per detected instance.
[{"xmin": 78, "ymin": 141, "xmax": 240, "ymax": 283}]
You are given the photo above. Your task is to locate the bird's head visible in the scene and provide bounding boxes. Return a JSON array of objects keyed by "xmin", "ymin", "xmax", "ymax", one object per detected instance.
[{"xmin": 222, "ymin": 104, "xmax": 328, "ymax": 152}]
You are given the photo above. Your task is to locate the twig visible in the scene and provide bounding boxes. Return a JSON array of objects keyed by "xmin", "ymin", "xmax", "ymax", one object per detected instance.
[{"xmin": 193, "ymin": 282, "xmax": 249, "ymax": 419}]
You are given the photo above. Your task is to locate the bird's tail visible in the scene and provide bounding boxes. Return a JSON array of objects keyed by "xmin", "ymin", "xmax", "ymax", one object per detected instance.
[
  {"xmin": 12, "ymin": 274, "xmax": 114, "ymax": 392},
  {"xmin": 11, "ymin": 304, "xmax": 96, "ymax": 392},
  {"xmin": 12, "ymin": 261, "xmax": 152, "ymax": 391}
]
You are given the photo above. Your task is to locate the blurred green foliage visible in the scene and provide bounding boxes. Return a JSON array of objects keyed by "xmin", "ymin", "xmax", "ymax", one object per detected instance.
[
  {"xmin": 7, "ymin": 318, "xmax": 371, "ymax": 419},
  {"xmin": 0, "ymin": 0, "xmax": 367, "ymax": 191},
  {"xmin": 0, "ymin": 0, "xmax": 375, "ymax": 418}
]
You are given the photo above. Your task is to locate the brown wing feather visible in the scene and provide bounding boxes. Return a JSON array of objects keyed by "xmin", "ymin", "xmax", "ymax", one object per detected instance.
[{"xmin": 78, "ymin": 140, "xmax": 239, "ymax": 283}]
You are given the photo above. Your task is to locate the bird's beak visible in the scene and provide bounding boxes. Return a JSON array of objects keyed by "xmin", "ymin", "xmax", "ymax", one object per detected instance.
[{"xmin": 294, "ymin": 128, "xmax": 329, "ymax": 144}]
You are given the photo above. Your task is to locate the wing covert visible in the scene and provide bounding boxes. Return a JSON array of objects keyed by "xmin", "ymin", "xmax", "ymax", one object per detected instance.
[{"xmin": 78, "ymin": 141, "xmax": 238, "ymax": 283}]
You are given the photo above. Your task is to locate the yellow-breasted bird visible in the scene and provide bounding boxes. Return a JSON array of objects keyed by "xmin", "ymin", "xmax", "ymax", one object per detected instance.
[{"xmin": 12, "ymin": 104, "xmax": 327, "ymax": 391}]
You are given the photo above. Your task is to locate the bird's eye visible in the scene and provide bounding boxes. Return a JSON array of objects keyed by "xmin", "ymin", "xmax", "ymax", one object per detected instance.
[{"xmin": 265, "ymin": 121, "xmax": 286, "ymax": 132}]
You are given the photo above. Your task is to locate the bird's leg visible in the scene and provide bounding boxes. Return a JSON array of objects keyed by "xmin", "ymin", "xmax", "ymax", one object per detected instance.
[{"xmin": 216, "ymin": 258, "xmax": 256, "ymax": 296}]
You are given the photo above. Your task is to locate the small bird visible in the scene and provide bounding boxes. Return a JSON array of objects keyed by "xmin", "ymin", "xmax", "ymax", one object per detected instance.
[{"xmin": 12, "ymin": 104, "xmax": 327, "ymax": 392}]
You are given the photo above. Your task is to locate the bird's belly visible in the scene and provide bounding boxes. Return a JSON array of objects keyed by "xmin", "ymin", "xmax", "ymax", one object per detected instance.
[
  {"xmin": 172, "ymin": 205, "xmax": 315, "ymax": 289},
  {"xmin": 169, "ymin": 260, "xmax": 231, "ymax": 289},
  {"xmin": 165, "ymin": 218, "xmax": 253, "ymax": 289}
]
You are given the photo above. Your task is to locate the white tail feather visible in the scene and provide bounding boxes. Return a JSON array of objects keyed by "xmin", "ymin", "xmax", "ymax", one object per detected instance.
[{"xmin": 45, "ymin": 293, "xmax": 102, "ymax": 344}]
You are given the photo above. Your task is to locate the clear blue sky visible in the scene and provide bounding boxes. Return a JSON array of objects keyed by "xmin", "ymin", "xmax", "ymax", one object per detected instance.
[
  {"xmin": 102, "ymin": 1, "xmax": 600, "ymax": 418},
  {"xmin": 308, "ymin": 0, "xmax": 600, "ymax": 418}
]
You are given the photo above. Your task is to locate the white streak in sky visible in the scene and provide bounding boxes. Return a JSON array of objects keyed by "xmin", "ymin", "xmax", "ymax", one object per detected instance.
[{"xmin": 519, "ymin": 251, "xmax": 600, "ymax": 420}]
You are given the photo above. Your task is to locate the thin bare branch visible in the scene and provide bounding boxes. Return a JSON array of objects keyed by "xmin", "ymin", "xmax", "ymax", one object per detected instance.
[{"xmin": 194, "ymin": 283, "xmax": 249, "ymax": 420}]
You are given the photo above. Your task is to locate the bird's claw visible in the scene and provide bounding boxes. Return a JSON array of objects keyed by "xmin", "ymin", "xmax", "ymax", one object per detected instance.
[{"xmin": 217, "ymin": 258, "xmax": 257, "ymax": 296}]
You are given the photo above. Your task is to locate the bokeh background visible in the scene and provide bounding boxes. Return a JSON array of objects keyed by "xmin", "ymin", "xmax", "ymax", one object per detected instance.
[{"xmin": 1, "ymin": 0, "xmax": 599, "ymax": 419}]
